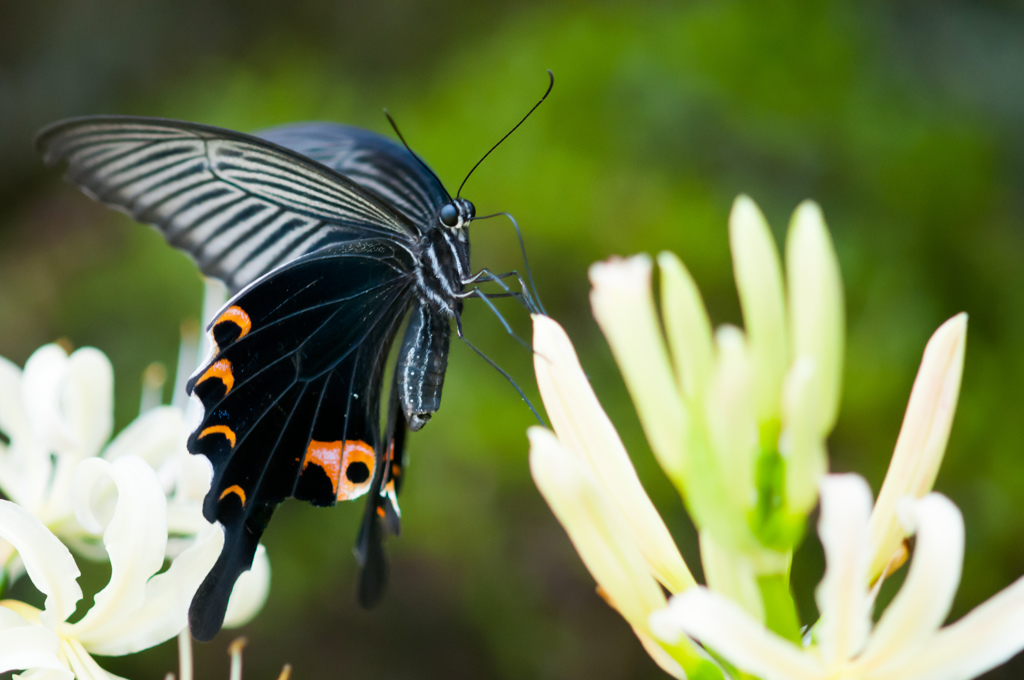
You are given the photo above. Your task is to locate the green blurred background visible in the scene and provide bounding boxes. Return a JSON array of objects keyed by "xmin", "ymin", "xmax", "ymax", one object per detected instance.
[{"xmin": 2, "ymin": 1, "xmax": 1024, "ymax": 678}]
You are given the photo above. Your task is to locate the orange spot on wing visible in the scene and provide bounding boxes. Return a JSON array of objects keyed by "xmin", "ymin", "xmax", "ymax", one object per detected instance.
[
  {"xmin": 219, "ymin": 484, "xmax": 246, "ymax": 506},
  {"xmin": 216, "ymin": 306, "xmax": 252, "ymax": 338},
  {"xmin": 302, "ymin": 439, "xmax": 375, "ymax": 501},
  {"xmin": 376, "ymin": 506, "xmax": 386, "ymax": 518},
  {"xmin": 197, "ymin": 359, "xmax": 235, "ymax": 393},
  {"xmin": 199, "ymin": 425, "xmax": 236, "ymax": 448}
]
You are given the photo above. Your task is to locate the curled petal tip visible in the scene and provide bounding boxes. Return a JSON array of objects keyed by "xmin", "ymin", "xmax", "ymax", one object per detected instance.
[{"xmin": 588, "ymin": 254, "xmax": 653, "ymax": 290}]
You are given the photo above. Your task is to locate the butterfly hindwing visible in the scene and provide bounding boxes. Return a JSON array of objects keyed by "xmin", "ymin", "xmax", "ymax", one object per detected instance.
[
  {"xmin": 355, "ymin": 372, "xmax": 410, "ymax": 607},
  {"xmin": 36, "ymin": 116, "xmax": 420, "ymax": 293},
  {"xmin": 186, "ymin": 239, "xmax": 416, "ymax": 640}
]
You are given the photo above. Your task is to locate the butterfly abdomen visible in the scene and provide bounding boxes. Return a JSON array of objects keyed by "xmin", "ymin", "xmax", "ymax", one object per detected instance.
[{"xmin": 396, "ymin": 304, "xmax": 451, "ymax": 431}]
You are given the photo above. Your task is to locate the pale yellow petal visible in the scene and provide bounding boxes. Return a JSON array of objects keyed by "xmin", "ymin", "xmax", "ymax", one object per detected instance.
[
  {"xmin": 70, "ymin": 457, "xmax": 167, "ymax": 640},
  {"xmin": 704, "ymin": 326, "xmax": 757, "ymax": 514},
  {"xmin": 0, "ymin": 606, "xmax": 67, "ymax": 678},
  {"xmin": 76, "ymin": 524, "xmax": 223, "ymax": 655},
  {"xmin": 657, "ymin": 251, "xmax": 714, "ymax": 401},
  {"xmin": 868, "ymin": 313, "xmax": 967, "ymax": 581},
  {"xmin": 529, "ymin": 427, "xmax": 667, "ymax": 628},
  {"xmin": 652, "ymin": 588, "xmax": 822, "ymax": 680},
  {"xmin": 589, "ymin": 256, "xmax": 688, "ymax": 482},
  {"xmin": 0, "ymin": 501, "xmax": 82, "ymax": 627},
  {"xmin": 63, "ymin": 348, "xmax": 114, "ymax": 459},
  {"xmin": 780, "ymin": 358, "xmax": 827, "ymax": 514},
  {"xmin": 786, "ymin": 200, "xmax": 844, "ymax": 434},
  {"xmin": 730, "ymin": 195, "xmax": 788, "ymax": 422},
  {"xmin": 223, "ymin": 544, "xmax": 271, "ymax": 629},
  {"xmin": 875, "ymin": 575, "xmax": 1024, "ymax": 680},
  {"xmin": 532, "ymin": 315, "xmax": 693, "ymax": 592},
  {"xmin": 856, "ymin": 493, "xmax": 963, "ymax": 676},
  {"xmin": 815, "ymin": 474, "xmax": 872, "ymax": 666}
]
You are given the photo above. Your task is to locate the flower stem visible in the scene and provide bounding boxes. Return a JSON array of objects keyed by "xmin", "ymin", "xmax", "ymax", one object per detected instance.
[{"xmin": 756, "ymin": 572, "xmax": 801, "ymax": 643}]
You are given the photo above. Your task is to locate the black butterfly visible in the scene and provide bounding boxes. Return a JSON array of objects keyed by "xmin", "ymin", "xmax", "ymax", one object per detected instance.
[{"xmin": 36, "ymin": 79, "xmax": 549, "ymax": 642}]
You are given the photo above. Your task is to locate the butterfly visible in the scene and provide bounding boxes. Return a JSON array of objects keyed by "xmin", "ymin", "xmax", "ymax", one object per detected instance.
[{"xmin": 36, "ymin": 77, "xmax": 549, "ymax": 642}]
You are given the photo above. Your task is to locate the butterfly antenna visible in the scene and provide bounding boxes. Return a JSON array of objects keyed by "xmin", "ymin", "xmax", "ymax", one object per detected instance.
[
  {"xmin": 384, "ymin": 110, "xmax": 452, "ymax": 201},
  {"xmin": 456, "ymin": 70, "xmax": 554, "ymax": 199},
  {"xmin": 472, "ymin": 211, "xmax": 547, "ymax": 315}
]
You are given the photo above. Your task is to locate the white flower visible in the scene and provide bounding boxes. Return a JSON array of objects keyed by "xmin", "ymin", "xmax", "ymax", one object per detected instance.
[
  {"xmin": 653, "ymin": 474, "xmax": 1024, "ymax": 680},
  {"xmin": 0, "ymin": 344, "xmax": 186, "ymax": 553},
  {"xmin": 588, "ymin": 197, "xmax": 843, "ymax": 565},
  {"xmin": 0, "ymin": 341, "xmax": 270, "ymax": 632},
  {"xmin": 867, "ymin": 313, "xmax": 967, "ymax": 582},
  {"xmin": 581, "ymin": 198, "xmax": 843, "ymax": 625},
  {"xmin": 0, "ymin": 455, "xmax": 223, "ymax": 680},
  {"xmin": 529, "ymin": 316, "xmax": 723, "ymax": 679},
  {"xmin": 589, "ymin": 196, "xmax": 843, "ymax": 532}
]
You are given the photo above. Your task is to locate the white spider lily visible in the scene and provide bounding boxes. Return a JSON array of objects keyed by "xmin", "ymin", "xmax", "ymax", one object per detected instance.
[
  {"xmin": 0, "ymin": 456, "xmax": 223, "ymax": 680},
  {"xmin": 529, "ymin": 316, "xmax": 720, "ymax": 679},
  {"xmin": 588, "ymin": 197, "xmax": 843, "ymax": 558},
  {"xmin": 652, "ymin": 473, "xmax": 1024, "ymax": 680},
  {"xmin": 0, "ymin": 342, "xmax": 270, "ymax": 631},
  {"xmin": 867, "ymin": 313, "xmax": 967, "ymax": 582},
  {"xmin": 0, "ymin": 345, "xmax": 186, "ymax": 556},
  {"xmin": 586, "ymin": 197, "xmax": 842, "ymax": 622}
]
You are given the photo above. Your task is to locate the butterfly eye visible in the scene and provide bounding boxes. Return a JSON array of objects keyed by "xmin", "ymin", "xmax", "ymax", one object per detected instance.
[
  {"xmin": 439, "ymin": 203, "xmax": 460, "ymax": 227},
  {"xmin": 465, "ymin": 201, "xmax": 475, "ymax": 219}
]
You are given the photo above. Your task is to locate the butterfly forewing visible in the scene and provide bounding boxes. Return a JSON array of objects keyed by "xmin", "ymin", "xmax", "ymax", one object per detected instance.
[
  {"xmin": 36, "ymin": 117, "xmax": 420, "ymax": 293},
  {"xmin": 258, "ymin": 123, "xmax": 449, "ymax": 229}
]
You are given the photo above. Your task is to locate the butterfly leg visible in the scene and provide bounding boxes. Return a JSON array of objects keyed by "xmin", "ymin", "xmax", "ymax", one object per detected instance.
[
  {"xmin": 462, "ymin": 268, "xmax": 539, "ymax": 313},
  {"xmin": 453, "ymin": 314, "xmax": 546, "ymax": 426},
  {"xmin": 459, "ymin": 287, "xmax": 532, "ymax": 352}
]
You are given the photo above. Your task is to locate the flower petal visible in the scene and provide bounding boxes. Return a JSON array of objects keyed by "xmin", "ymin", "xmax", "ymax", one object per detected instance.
[
  {"xmin": 651, "ymin": 588, "xmax": 822, "ymax": 680},
  {"xmin": 0, "ymin": 356, "xmax": 31, "ymax": 446},
  {"xmin": 0, "ymin": 356, "xmax": 50, "ymax": 511},
  {"xmin": 729, "ymin": 196, "xmax": 788, "ymax": 422},
  {"xmin": 529, "ymin": 427, "xmax": 667, "ymax": 629},
  {"xmin": 62, "ymin": 349, "xmax": 114, "ymax": 460},
  {"xmin": 23, "ymin": 346, "xmax": 113, "ymax": 460},
  {"xmin": 532, "ymin": 315, "xmax": 693, "ymax": 593},
  {"xmin": 868, "ymin": 313, "xmax": 967, "ymax": 581},
  {"xmin": 780, "ymin": 358, "xmax": 827, "ymax": 514},
  {"xmin": 0, "ymin": 606, "xmax": 68, "ymax": 678},
  {"xmin": 18, "ymin": 668, "xmax": 76, "ymax": 680},
  {"xmin": 879, "ymin": 575, "xmax": 1024, "ymax": 680},
  {"xmin": 69, "ymin": 457, "xmax": 168, "ymax": 639},
  {"xmin": 102, "ymin": 407, "xmax": 186, "ymax": 474},
  {"xmin": 223, "ymin": 543, "xmax": 270, "ymax": 629},
  {"xmin": 22, "ymin": 346, "xmax": 77, "ymax": 454},
  {"xmin": 589, "ymin": 256, "xmax": 688, "ymax": 482},
  {"xmin": 856, "ymin": 493, "xmax": 964, "ymax": 675},
  {"xmin": 657, "ymin": 251, "xmax": 714, "ymax": 401},
  {"xmin": 0, "ymin": 501, "xmax": 81, "ymax": 627},
  {"xmin": 704, "ymin": 326, "xmax": 757, "ymax": 514},
  {"xmin": 76, "ymin": 524, "xmax": 223, "ymax": 655},
  {"xmin": 785, "ymin": 200, "xmax": 844, "ymax": 435},
  {"xmin": 814, "ymin": 474, "xmax": 873, "ymax": 666}
]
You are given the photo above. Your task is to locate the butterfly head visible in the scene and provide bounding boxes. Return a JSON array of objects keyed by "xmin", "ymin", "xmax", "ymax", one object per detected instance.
[{"xmin": 438, "ymin": 198, "xmax": 475, "ymax": 232}]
